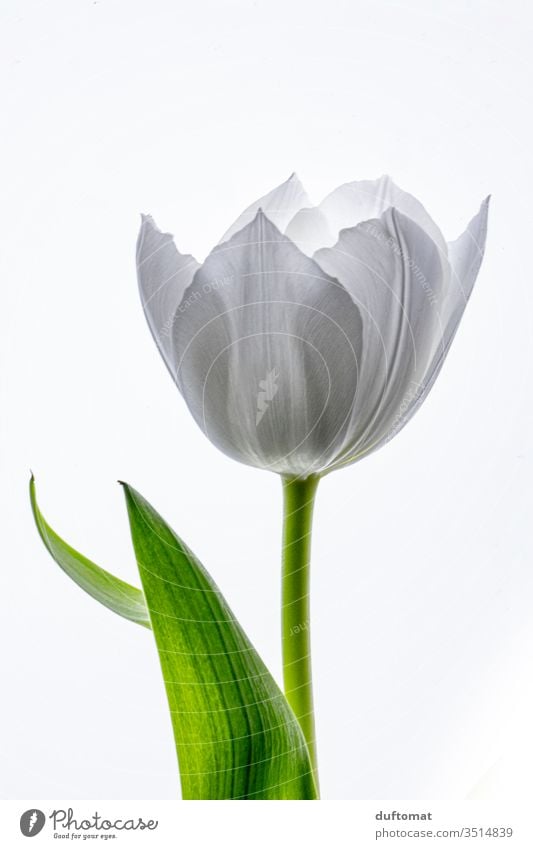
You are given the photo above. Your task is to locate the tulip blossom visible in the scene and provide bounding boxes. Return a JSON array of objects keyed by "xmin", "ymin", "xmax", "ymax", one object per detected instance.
[
  {"xmin": 136, "ymin": 175, "xmax": 489, "ymax": 786},
  {"xmin": 137, "ymin": 175, "xmax": 488, "ymax": 478}
]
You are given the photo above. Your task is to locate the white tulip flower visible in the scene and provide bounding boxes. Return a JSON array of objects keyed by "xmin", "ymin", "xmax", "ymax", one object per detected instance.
[
  {"xmin": 137, "ymin": 174, "xmax": 488, "ymax": 479},
  {"xmin": 136, "ymin": 174, "xmax": 489, "ymax": 783}
]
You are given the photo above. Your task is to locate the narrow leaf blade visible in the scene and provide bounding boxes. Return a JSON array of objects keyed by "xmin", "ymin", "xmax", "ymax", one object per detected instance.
[
  {"xmin": 30, "ymin": 476, "xmax": 150, "ymax": 628},
  {"xmin": 122, "ymin": 482, "xmax": 318, "ymax": 800}
]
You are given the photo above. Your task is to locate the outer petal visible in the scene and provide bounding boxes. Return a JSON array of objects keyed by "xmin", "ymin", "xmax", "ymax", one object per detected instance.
[
  {"xmin": 447, "ymin": 196, "xmax": 490, "ymax": 305},
  {"xmin": 136, "ymin": 215, "xmax": 200, "ymax": 375},
  {"xmin": 287, "ymin": 175, "xmax": 447, "ymax": 257},
  {"xmin": 381, "ymin": 197, "xmax": 490, "ymax": 441},
  {"xmin": 171, "ymin": 211, "xmax": 364, "ymax": 476},
  {"xmin": 314, "ymin": 208, "xmax": 450, "ymax": 469},
  {"xmin": 219, "ymin": 173, "xmax": 310, "ymax": 244}
]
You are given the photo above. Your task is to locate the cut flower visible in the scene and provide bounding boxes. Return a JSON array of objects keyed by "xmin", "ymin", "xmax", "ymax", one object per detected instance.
[{"xmin": 137, "ymin": 175, "xmax": 489, "ymax": 477}]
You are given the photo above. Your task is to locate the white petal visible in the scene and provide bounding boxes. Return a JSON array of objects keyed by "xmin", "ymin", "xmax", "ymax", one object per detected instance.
[
  {"xmin": 401, "ymin": 198, "xmax": 490, "ymax": 415},
  {"xmin": 284, "ymin": 206, "xmax": 335, "ymax": 255},
  {"xmin": 219, "ymin": 173, "xmax": 311, "ymax": 243},
  {"xmin": 314, "ymin": 208, "xmax": 449, "ymax": 469},
  {"xmin": 317, "ymin": 175, "xmax": 448, "ymax": 257},
  {"xmin": 422, "ymin": 197, "xmax": 490, "ymax": 384},
  {"xmin": 333, "ymin": 198, "xmax": 488, "ymax": 467},
  {"xmin": 136, "ymin": 215, "xmax": 200, "ymax": 374},
  {"xmin": 172, "ymin": 211, "xmax": 364, "ymax": 476},
  {"xmin": 447, "ymin": 196, "xmax": 490, "ymax": 305},
  {"xmin": 386, "ymin": 197, "xmax": 490, "ymax": 434}
]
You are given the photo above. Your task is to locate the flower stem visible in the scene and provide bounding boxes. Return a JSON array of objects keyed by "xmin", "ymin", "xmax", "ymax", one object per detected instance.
[{"xmin": 281, "ymin": 474, "xmax": 320, "ymax": 794}]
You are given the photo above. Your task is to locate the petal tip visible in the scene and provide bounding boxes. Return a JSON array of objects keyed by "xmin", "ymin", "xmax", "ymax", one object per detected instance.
[
  {"xmin": 251, "ymin": 206, "xmax": 279, "ymax": 228},
  {"xmin": 138, "ymin": 214, "xmax": 163, "ymax": 241},
  {"xmin": 250, "ymin": 206, "xmax": 266, "ymax": 224},
  {"xmin": 138, "ymin": 213, "xmax": 175, "ymax": 242}
]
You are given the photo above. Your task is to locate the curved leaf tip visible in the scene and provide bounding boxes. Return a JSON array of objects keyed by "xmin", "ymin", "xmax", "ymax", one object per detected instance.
[{"xmin": 29, "ymin": 475, "xmax": 151, "ymax": 628}]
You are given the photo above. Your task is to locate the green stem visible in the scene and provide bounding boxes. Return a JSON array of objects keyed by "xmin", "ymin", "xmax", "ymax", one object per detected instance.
[{"xmin": 281, "ymin": 474, "xmax": 320, "ymax": 794}]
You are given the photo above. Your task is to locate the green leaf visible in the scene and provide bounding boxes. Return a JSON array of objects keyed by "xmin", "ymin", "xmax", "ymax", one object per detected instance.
[
  {"xmin": 121, "ymin": 482, "xmax": 318, "ymax": 800},
  {"xmin": 30, "ymin": 476, "xmax": 150, "ymax": 628}
]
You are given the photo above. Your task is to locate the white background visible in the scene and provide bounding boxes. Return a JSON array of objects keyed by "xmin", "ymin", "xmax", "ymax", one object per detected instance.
[{"xmin": 1, "ymin": 0, "xmax": 532, "ymax": 801}]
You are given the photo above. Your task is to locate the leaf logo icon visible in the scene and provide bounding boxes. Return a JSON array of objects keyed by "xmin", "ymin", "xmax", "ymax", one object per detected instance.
[
  {"xmin": 256, "ymin": 367, "xmax": 280, "ymax": 425},
  {"xmin": 20, "ymin": 809, "xmax": 46, "ymax": 837}
]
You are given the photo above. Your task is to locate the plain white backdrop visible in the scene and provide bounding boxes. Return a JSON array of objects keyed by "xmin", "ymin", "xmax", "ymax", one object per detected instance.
[{"xmin": 1, "ymin": 0, "xmax": 532, "ymax": 801}]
